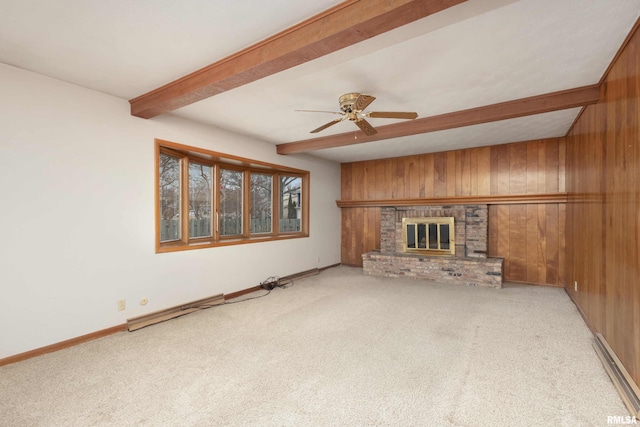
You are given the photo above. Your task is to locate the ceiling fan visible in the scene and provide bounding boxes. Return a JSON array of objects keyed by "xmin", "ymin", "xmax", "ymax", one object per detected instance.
[{"xmin": 297, "ymin": 93, "xmax": 418, "ymax": 136}]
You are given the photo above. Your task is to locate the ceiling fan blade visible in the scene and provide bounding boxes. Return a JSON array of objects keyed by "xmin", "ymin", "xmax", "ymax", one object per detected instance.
[
  {"xmin": 354, "ymin": 94, "xmax": 376, "ymax": 111},
  {"xmin": 355, "ymin": 118, "xmax": 377, "ymax": 136},
  {"xmin": 295, "ymin": 109, "xmax": 344, "ymax": 115},
  {"xmin": 366, "ymin": 111, "xmax": 418, "ymax": 119},
  {"xmin": 310, "ymin": 118, "xmax": 343, "ymax": 133}
]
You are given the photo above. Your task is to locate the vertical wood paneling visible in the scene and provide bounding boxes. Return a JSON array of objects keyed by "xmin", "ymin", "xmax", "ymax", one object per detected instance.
[
  {"xmin": 525, "ymin": 205, "xmax": 539, "ymax": 282},
  {"xmin": 423, "ymin": 153, "xmax": 435, "ymax": 198},
  {"xmin": 565, "ymin": 25, "xmax": 640, "ymax": 386},
  {"xmin": 488, "ymin": 205, "xmax": 498, "ymax": 259},
  {"xmin": 353, "ymin": 163, "xmax": 364, "ymax": 200},
  {"xmin": 477, "ymin": 146, "xmax": 491, "ymax": 195},
  {"xmin": 434, "ymin": 152, "xmax": 447, "ymax": 197},
  {"xmin": 375, "ymin": 160, "xmax": 386, "ymax": 199},
  {"xmin": 537, "ymin": 141, "xmax": 547, "ymax": 194},
  {"xmin": 490, "ymin": 146, "xmax": 499, "ymax": 195},
  {"xmin": 545, "ymin": 139, "xmax": 560, "ymax": 193},
  {"xmin": 495, "ymin": 144, "xmax": 510, "ymax": 195},
  {"xmin": 394, "ymin": 159, "xmax": 405, "ymax": 199},
  {"xmin": 526, "ymin": 140, "xmax": 541, "ymax": 193},
  {"xmin": 341, "ymin": 209, "xmax": 352, "ymax": 264},
  {"xmin": 558, "ymin": 139, "xmax": 566, "ymax": 193},
  {"xmin": 545, "ymin": 203, "xmax": 559, "ymax": 285},
  {"xmin": 496, "ymin": 205, "xmax": 510, "ymax": 276},
  {"xmin": 418, "ymin": 156, "xmax": 426, "ymax": 198},
  {"xmin": 509, "ymin": 143, "xmax": 527, "ymax": 195},
  {"xmin": 383, "ymin": 158, "xmax": 393, "ymax": 199},
  {"xmin": 558, "ymin": 203, "xmax": 566, "ymax": 287},
  {"xmin": 457, "ymin": 150, "xmax": 472, "ymax": 196},
  {"xmin": 446, "ymin": 151, "xmax": 457, "ymax": 196},
  {"xmin": 364, "ymin": 161, "xmax": 375, "ymax": 200},
  {"xmin": 537, "ymin": 204, "xmax": 548, "ymax": 285},
  {"xmin": 406, "ymin": 156, "xmax": 420, "ymax": 198},
  {"xmin": 508, "ymin": 205, "xmax": 527, "ymax": 280},
  {"xmin": 469, "ymin": 148, "xmax": 479, "ymax": 195},
  {"xmin": 341, "ymin": 163, "xmax": 352, "ymax": 200},
  {"xmin": 353, "ymin": 207, "xmax": 364, "ymax": 266}
]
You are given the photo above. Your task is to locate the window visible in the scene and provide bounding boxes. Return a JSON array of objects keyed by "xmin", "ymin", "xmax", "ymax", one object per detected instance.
[
  {"xmin": 155, "ymin": 140, "xmax": 309, "ymax": 252},
  {"xmin": 250, "ymin": 173, "xmax": 272, "ymax": 234},
  {"xmin": 189, "ymin": 162, "xmax": 212, "ymax": 239},
  {"xmin": 279, "ymin": 176, "xmax": 302, "ymax": 232},
  {"xmin": 159, "ymin": 153, "xmax": 181, "ymax": 242},
  {"xmin": 220, "ymin": 168, "xmax": 243, "ymax": 236}
]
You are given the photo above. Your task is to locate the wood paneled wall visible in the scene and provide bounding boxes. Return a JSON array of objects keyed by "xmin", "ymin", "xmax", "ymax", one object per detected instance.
[
  {"xmin": 340, "ymin": 138, "xmax": 566, "ymax": 286},
  {"xmin": 565, "ymin": 24, "xmax": 640, "ymax": 386}
]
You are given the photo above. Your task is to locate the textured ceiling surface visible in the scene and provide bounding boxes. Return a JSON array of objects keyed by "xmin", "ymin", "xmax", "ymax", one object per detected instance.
[{"xmin": 1, "ymin": 0, "xmax": 639, "ymax": 162}]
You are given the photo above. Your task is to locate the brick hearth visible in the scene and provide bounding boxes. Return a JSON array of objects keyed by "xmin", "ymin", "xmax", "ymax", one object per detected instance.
[{"xmin": 363, "ymin": 205, "xmax": 504, "ymax": 288}]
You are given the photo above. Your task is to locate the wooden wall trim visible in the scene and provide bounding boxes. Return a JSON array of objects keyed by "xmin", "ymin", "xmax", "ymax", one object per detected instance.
[
  {"xmin": 0, "ymin": 324, "xmax": 127, "ymax": 366},
  {"xmin": 337, "ymin": 193, "xmax": 568, "ymax": 208}
]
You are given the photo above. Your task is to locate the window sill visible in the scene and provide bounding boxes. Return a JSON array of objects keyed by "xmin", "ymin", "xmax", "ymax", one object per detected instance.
[{"xmin": 156, "ymin": 233, "xmax": 309, "ymax": 254}]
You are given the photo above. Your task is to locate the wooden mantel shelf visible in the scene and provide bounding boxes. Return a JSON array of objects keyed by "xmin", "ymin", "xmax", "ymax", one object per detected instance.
[{"xmin": 336, "ymin": 193, "xmax": 568, "ymax": 208}]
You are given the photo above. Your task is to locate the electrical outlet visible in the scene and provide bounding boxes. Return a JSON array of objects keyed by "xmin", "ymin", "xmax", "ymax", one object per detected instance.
[
  {"xmin": 317, "ymin": 256, "xmax": 320, "ymax": 263},
  {"xmin": 574, "ymin": 281, "xmax": 578, "ymax": 292},
  {"xmin": 117, "ymin": 299, "xmax": 126, "ymax": 311},
  {"xmin": 140, "ymin": 298, "xmax": 148, "ymax": 306}
]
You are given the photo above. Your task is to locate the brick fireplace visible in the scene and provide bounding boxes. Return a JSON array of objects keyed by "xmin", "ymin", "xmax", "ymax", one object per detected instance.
[{"xmin": 363, "ymin": 205, "xmax": 504, "ymax": 288}]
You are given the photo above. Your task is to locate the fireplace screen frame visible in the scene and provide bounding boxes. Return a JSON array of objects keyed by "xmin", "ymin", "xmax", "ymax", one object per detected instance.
[{"xmin": 402, "ymin": 217, "xmax": 455, "ymax": 256}]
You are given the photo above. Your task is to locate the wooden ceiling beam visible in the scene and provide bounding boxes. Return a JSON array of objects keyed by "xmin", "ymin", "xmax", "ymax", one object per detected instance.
[
  {"xmin": 276, "ymin": 85, "xmax": 600, "ymax": 155},
  {"xmin": 129, "ymin": 0, "xmax": 466, "ymax": 119}
]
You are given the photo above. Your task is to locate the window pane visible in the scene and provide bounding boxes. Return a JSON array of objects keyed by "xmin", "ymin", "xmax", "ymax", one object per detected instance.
[
  {"xmin": 220, "ymin": 168, "xmax": 243, "ymax": 236},
  {"xmin": 428, "ymin": 223, "xmax": 438, "ymax": 249},
  {"xmin": 159, "ymin": 153, "xmax": 181, "ymax": 242},
  {"xmin": 250, "ymin": 173, "xmax": 272, "ymax": 234},
  {"xmin": 279, "ymin": 176, "xmax": 301, "ymax": 232},
  {"xmin": 417, "ymin": 224, "xmax": 427, "ymax": 248},
  {"xmin": 189, "ymin": 163, "xmax": 212, "ymax": 238},
  {"xmin": 406, "ymin": 224, "xmax": 416, "ymax": 248},
  {"xmin": 440, "ymin": 224, "xmax": 450, "ymax": 250}
]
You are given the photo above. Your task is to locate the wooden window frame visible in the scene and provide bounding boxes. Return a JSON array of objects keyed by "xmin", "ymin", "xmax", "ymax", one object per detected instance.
[
  {"xmin": 155, "ymin": 139, "xmax": 309, "ymax": 253},
  {"xmin": 249, "ymin": 171, "xmax": 274, "ymax": 236}
]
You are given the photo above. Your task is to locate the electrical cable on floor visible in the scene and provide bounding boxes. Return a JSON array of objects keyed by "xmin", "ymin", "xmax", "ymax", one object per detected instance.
[{"xmin": 193, "ymin": 276, "xmax": 294, "ymax": 307}]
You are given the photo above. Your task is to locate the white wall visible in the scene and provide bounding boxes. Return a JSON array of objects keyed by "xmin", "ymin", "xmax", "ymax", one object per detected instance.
[{"xmin": 0, "ymin": 64, "xmax": 342, "ymax": 359}]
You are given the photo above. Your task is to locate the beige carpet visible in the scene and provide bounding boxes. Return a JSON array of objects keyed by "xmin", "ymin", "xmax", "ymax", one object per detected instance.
[{"xmin": 0, "ymin": 266, "xmax": 627, "ymax": 426}]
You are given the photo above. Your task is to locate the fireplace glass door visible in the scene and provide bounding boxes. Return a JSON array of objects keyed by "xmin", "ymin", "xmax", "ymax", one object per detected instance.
[{"xmin": 402, "ymin": 217, "xmax": 455, "ymax": 255}]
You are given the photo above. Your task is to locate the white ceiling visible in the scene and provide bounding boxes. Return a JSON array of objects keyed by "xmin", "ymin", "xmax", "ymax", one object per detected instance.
[{"xmin": 1, "ymin": 0, "xmax": 639, "ymax": 163}]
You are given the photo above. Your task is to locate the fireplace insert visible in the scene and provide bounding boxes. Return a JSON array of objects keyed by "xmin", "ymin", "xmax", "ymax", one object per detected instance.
[{"xmin": 402, "ymin": 217, "xmax": 455, "ymax": 256}]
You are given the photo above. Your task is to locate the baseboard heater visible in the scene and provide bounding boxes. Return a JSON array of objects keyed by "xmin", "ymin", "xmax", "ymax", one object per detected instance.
[
  {"xmin": 127, "ymin": 294, "xmax": 224, "ymax": 332},
  {"xmin": 593, "ymin": 333, "xmax": 640, "ymax": 419}
]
